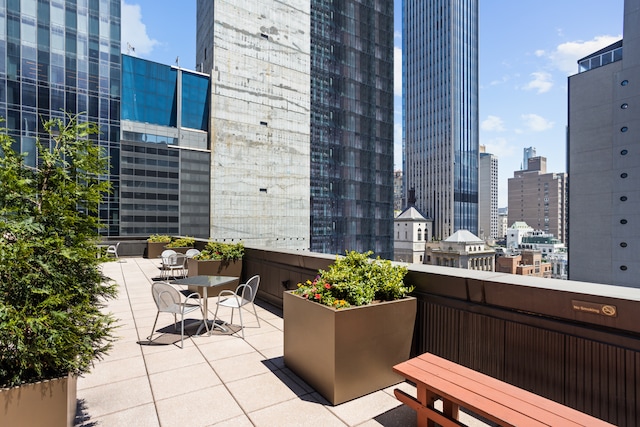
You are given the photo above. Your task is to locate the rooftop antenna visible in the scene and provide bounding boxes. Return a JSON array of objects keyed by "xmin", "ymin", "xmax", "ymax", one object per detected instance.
[
  {"xmin": 127, "ymin": 42, "xmax": 135, "ymax": 55},
  {"xmin": 175, "ymin": 56, "xmax": 180, "ymax": 67}
]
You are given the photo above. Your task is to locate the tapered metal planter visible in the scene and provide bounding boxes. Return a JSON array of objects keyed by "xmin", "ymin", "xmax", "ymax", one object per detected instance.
[
  {"xmin": 0, "ymin": 375, "xmax": 77, "ymax": 427},
  {"xmin": 283, "ymin": 291, "xmax": 416, "ymax": 405}
]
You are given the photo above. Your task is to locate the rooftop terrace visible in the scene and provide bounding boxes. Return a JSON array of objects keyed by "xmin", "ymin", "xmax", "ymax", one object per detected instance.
[{"xmin": 76, "ymin": 257, "xmax": 491, "ymax": 426}]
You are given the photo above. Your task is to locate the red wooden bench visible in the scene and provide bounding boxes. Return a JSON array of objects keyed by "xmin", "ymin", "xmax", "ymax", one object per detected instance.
[{"xmin": 393, "ymin": 352, "xmax": 615, "ymax": 427}]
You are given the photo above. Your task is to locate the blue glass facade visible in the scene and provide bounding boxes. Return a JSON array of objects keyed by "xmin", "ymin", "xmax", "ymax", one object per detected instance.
[
  {"xmin": 181, "ymin": 71, "xmax": 209, "ymax": 130},
  {"xmin": 1, "ymin": 0, "xmax": 121, "ymax": 235},
  {"xmin": 403, "ymin": 0, "xmax": 479, "ymax": 239},
  {"xmin": 122, "ymin": 55, "xmax": 177, "ymax": 127}
]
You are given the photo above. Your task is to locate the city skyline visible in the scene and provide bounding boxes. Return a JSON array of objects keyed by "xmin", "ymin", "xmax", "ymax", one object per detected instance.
[{"xmin": 122, "ymin": 0, "xmax": 624, "ymax": 208}]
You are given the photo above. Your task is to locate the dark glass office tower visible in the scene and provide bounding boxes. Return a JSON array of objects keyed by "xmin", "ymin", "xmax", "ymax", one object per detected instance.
[
  {"xmin": 310, "ymin": 1, "xmax": 395, "ymax": 258},
  {"xmin": 1, "ymin": 0, "xmax": 121, "ymax": 235},
  {"xmin": 403, "ymin": 0, "xmax": 479, "ymax": 239}
]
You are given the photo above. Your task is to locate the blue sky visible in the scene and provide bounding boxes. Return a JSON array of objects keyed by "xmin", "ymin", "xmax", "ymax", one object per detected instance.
[{"xmin": 121, "ymin": 1, "xmax": 624, "ymax": 207}]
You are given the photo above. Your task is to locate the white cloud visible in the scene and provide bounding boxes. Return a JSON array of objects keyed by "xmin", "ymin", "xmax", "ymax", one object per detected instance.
[
  {"xmin": 121, "ymin": 1, "xmax": 158, "ymax": 56},
  {"xmin": 481, "ymin": 115, "xmax": 505, "ymax": 132},
  {"xmin": 549, "ymin": 35, "xmax": 621, "ymax": 75},
  {"xmin": 521, "ymin": 113, "xmax": 554, "ymax": 132},
  {"xmin": 394, "ymin": 46, "xmax": 402, "ymax": 96},
  {"xmin": 523, "ymin": 71, "xmax": 553, "ymax": 94},
  {"xmin": 534, "ymin": 49, "xmax": 545, "ymax": 57},
  {"xmin": 481, "ymin": 137, "xmax": 516, "ymax": 160}
]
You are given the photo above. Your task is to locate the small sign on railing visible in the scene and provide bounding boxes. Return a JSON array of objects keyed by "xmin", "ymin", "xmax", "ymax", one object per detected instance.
[{"xmin": 571, "ymin": 300, "xmax": 617, "ymax": 317}]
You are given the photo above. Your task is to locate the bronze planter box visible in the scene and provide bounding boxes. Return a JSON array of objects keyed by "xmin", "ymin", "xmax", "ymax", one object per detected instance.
[
  {"xmin": 0, "ymin": 374, "xmax": 77, "ymax": 427},
  {"xmin": 283, "ymin": 291, "xmax": 416, "ymax": 405},
  {"xmin": 146, "ymin": 241, "xmax": 168, "ymax": 259},
  {"xmin": 186, "ymin": 259, "xmax": 242, "ymax": 297}
]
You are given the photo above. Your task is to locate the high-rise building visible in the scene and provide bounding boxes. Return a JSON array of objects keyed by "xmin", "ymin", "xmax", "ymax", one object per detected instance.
[
  {"xmin": 507, "ymin": 156, "xmax": 567, "ymax": 243},
  {"xmin": 308, "ymin": 1, "xmax": 395, "ymax": 258},
  {"xmin": 119, "ymin": 55, "xmax": 211, "ymax": 237},
  {"xmin": 195, "ymin": 1, "xmax": 395, "ymax": 257},
  {"xmin": 1, "ymin": 0, "xmax": 122, "ymax": 235},
  {"xmin": 195, "ymin": 1, "xmax": 311, "ymax": 250},
  {"xmin": 479, "ymin": 145, "xmax": 498, "ymax": 240},
  {"xmin": 568, "ymin": 0, "xmax": 638, "ymax": 287},
  {"xmin": 403, "ymin": 0, "xmax": 479, "ymax": 240}
]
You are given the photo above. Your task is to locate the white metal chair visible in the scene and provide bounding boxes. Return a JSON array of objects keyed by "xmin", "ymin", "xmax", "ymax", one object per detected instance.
[
  {"xmin": 185, "ymin": 248, "xmax": 200, "ymax": 258},
  {"xmin": 105, "ymin": 242, "xmax": 120, "ymax": 258},
  {"xmin": 162, "ymin": 253, "xmax": 187, "ymax": 279},
  {"xmin": 148, "ymin": 281, "xmax": 207, "ymax": 348},
  {"xmin": 213, "ymin": 275, "xmax": 260, "ymax": 339},
  {"xmin": 159, "ymin": 249, "xmax": 177, "ymax": 279}
]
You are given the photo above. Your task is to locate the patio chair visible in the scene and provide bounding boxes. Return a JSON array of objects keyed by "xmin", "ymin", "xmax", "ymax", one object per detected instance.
[
  {"xmin": 148, "ymin": 281, "xmax": 207, "ymax": 348},
  {"xmin": 162, "ymin": 253, "xmax": 187, "ymax": 279},
  {"xmin": 159, "ymin": 249, "xmax": 177, "ymax": 278},
  {"xmin": 105, "ymin": 242, "xmax": 120, "ymax": 258},
  {"xmin": 185, "ymin": 248, "xmax": 200, "ymax": 258},
  {"xmin": 213, "ymin": 275, "xmax": 260, "ymax": 339}
]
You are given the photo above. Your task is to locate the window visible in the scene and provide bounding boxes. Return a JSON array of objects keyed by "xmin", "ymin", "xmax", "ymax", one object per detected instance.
[
  {"xmin": 417, "ymin": 228, "xmax": 422, "ymax": 241},
  {"xmin": 621, "ymin": 80, "xmax": 629, "ymax": 86},
  {"xmin": 621, "ymin": 103, "xmax": 628, "ymax": 109},
  {"xmin": 621, "ymin": 149, "xmax": 628, "ymax": 155},
  {"xmin": 621, "ymin": 126, "xmax": 628, "ymax": 132}
]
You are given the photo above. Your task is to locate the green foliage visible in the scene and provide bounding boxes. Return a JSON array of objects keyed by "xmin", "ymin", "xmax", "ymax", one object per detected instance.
[
  {"xmin": 166, "ymin": 236, "xmax": 195, "ymax": 248},
  {"xmin": 293, "ymin": 250, "xmax": 413, "ymax": 309},
  {"xmin": 147, "ymin": 234, "xmax": 171, "ymax": 243},
  {"xmin": 0, "ymin": 114, "xmax": 117, "ymax": 388},
  {"xmin": 194, "ymin": 241, "xmax": 244, "ymax": 261}
]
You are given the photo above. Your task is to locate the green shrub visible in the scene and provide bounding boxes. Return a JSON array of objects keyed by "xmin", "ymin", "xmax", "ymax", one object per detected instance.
[
  {"xmin": 166, "ymin": 236, "xmax": 195, "ymax": 248},
  {"xmin": 147, "ymin": 234, "xmax": 171, "ymax": 243},
  {"xmin": 293, "ymin": 250, "xmax": 412, "ymax": 309},
  {"xmin": 194, "ymin": 241, "xmax": 244, "ymax": 261},
  {"xmin": 0, "ymin": 114, "xmax": 117, "ymax": 387}
]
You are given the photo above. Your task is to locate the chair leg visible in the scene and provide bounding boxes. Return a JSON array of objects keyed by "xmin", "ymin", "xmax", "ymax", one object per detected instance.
[
  {"xmin": 179, "ymin": 314, "xmax": 185, "ymax": 348},
  {"xmin": 252, "ymin": 302, "xmax": 260, "ymax": 327},
  {"xmin": 148, "ymin": 312, "xmax": 160, "ymax": 342},
  {"xmin": 237, "ymin": 307, "xmax": 244, "ymax": 339}
]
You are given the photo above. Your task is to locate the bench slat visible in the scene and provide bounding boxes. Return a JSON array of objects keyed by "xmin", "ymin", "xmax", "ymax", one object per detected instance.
[{"xmin": 394, "ymin": 353, "xmax": 615, "ymax": 427}]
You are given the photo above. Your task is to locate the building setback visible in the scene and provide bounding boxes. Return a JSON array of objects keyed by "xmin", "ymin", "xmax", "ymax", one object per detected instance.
[
  {"xmin": 507, "ymin": 156, "xmax": 567, "ymax": 244},
  {"xmin": 403, "ymin": 0, "xmax": 479, "ymax": 240},
  {"xmin": 568, "ymin": 0, "xmax": 639, "ymax": 287}
]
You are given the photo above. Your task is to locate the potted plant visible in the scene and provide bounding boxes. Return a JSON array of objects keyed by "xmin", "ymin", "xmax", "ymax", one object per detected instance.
[
  {"xmin": 283, "ymin": 250, "xmax": 416, "ymax": 405},
  {"xmin": 165, "ymin": 236, "xmax": 196, "ymax": 254},
  {"xmin": 146, "ymin": 234, "xmax": 171, "ymax": 259},
  {"xmin": 0, "ymin": 114, "xmax": 117, "ymax": 426},
  {"xmin": 187, "ymin": 241, "xmax": 244, "ymax": 295}
]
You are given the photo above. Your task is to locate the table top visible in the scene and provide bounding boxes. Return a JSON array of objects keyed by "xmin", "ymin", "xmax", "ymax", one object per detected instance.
[{"xmin": 171, "ymin": 275, "xmax": 239, "ymax": 288}]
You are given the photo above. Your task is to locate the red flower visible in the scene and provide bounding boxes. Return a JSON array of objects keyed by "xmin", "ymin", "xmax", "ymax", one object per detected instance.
[
  {"xmin": 324, "ymin": 283, "xmax": 331, "ymax": 289},
  {"xmin": 314, "ymin": 293, "xmax": 321, "ymax": 300}
]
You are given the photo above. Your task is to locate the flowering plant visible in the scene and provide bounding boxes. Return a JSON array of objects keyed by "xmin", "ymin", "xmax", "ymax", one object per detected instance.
[{"xmin": 293, "ymin": 250, "xmax": 412, "ymax": 309}]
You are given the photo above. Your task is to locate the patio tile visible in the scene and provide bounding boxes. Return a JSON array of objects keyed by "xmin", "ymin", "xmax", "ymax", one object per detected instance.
[
  {"xmin": 225, "ymin": 369, "xmax": 309, "ymax": 413},
  {"xmin": 148, "ymin": 362, "xmax": 222, "ymax": 400},
  {"xmin": 326, "ymin": 388, "xmax": 404, "ymax": 426},
  {"xmin": 210, "ymin": 351, "xmax": 273, "ymax": 383},
  {"xmin": 248, "ymin": 396, "xmax": 346, "ymax": 427},
  {"xmin": 198, "ymin": 335, "xmax": 256, "ymax": 360},
  {"xmin": 76, "ymin": 402, "xmax": 160, "ymax": 427},
  {"xmin": 77, "ymin": 354, "xmax": 147, "ymax": 390},
  {"xmin": 244, "ymin": 329, "xmax": 283, "ymax": 351},
  {"xmin": 76, "ymin": 376, "xmax": 153, "ymax": 419},
  {"xmin": 207, "ymin": 414, "xmax": 255, "ymax": 427},
  {"xmin": 155, "ymin": 384, "xmax": 244, "ymax": 427},
  {"xmin": 143, "ymin": 343, "xmax": 205, "ymax": 374}
]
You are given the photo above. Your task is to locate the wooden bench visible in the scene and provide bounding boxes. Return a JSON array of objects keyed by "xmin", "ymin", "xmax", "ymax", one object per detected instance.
[{"xmin": 393, "ymin": 352, "xmax": 615, "ymax": 427}]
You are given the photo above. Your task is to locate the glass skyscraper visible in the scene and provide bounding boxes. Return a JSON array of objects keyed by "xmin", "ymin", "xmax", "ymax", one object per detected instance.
[
  {"xmin": 403, "ymin": 0, "xmax": 479, "ymax": 240},
  {"xmin": 1, "ymin": 0, "xmax": 121, "ymax": 235},
  {"xmin": 309, "ymin": 0, "xmax": 395, "ymax": 259}
]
